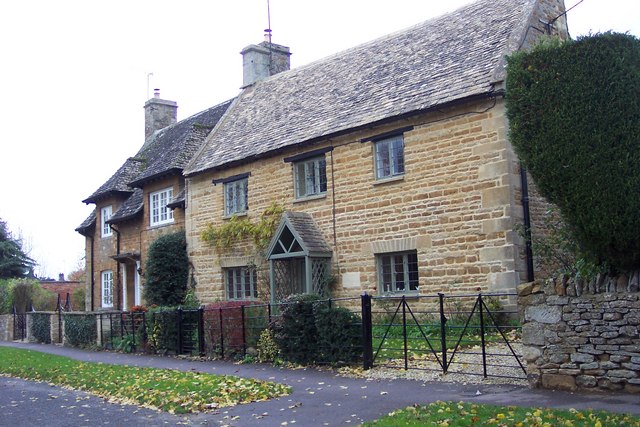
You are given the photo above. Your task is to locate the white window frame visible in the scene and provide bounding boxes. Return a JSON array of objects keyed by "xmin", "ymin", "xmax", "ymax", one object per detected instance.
[
  {"xmin": 377, "ymin": 251, "xmax": 419, "ymax": 294},
  {"xmin": 101, "ymin": 270, "xmax": 114, "ymax": 308},
  {"xmin": 101, "ymin": 206, "xmax": 112, "ymax": 237},
  {"xmin": 374, "ymin": 134, "xmax": 405, "ymax": 179},
  {"xmin": 150, "ymin": 187, "xmax": 174, "ymax": 226},
  {"xmin": 224, "ymin": 178, "xmax": 248, "ymax": 216},
  {"xmin": 225, "ymin": 267, "xmax": 258, "ymax": 300},
  {"xmin": 294, "ymin": 156, "xmax": 327, "ymax": 198}
]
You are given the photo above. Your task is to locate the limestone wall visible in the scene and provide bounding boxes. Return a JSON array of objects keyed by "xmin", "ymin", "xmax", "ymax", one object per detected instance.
[
  {"xmin": 186, "ymin": 99, "xmax": 548, "ymax": 303},
  {"xmin": 519, "ymin": 278, "xmax": 640, "ymax": 394},
  {"xmin": 0, "ymin": 314, "xmax": 13, "ymax": 341}
]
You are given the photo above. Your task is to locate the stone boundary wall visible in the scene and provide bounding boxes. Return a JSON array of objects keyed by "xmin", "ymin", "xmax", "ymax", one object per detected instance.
[
  {"xmin": 519, "ymin": 278, "xmax": 640, "ymax": 394},
  {"xmin": 0, "ymin": 314, "xmax": 13, "ymax": 341}
]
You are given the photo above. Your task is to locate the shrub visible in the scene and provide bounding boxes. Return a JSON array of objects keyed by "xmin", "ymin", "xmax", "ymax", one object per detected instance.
[
  {"xmin": 146, "ymin": 306, "xmax": 179, "ymax": 354},
  {"xmin": 0, "ymin": 279, "xmax": 13, "ymax": 314},
  {"xmin": 64, "ymin": 313, "xmax": 97, "ymax": 347},
  {"xmin": 203, "ymin": 300, "xmax": 266, "ymax": 358},
  {"xmin": 272, "ymin": 294, "xmax": 324, "ymax": 364},
  {"xmin": 313, "ymin": 305, "xmax": 362, "ymax": 365},
  {"xmin": 30, "ymin": 312, "xmax": 51, "ymax": 344},
  {"xmin": 506, "ymin": 33, "xmax": 640, "ymax": 270},
  {"xmin": 143, "ymin": 232, "xmax": 189, "ymax": 306},
  {"xmin": 256, "ymin": 328, "xmax": 279, "ymax": 363},
  {"xmin": 71, "ymin": 287, "xmax": 86, "ymax": 311}
]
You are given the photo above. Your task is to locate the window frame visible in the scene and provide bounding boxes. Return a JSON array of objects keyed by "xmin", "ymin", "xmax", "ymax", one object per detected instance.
[
  {"xmin": 374, "ymin": 134, "xmax": 405, "ymax": 180},
  {"xmin": 377, "ymin": 251, "xmax": 419, "ymax": 294},
  {"xmin": 225, "ymin": 266, "xmax": 258, "ymax": 300},
  {"xmin": 101, "ymin": 206, "xmax": 112, "ymax": 237},
  {"xmin": 101, "ymin": 270, "xmax": 114, "ymax": 308},
  {"xmin": 150, "ymin": 187, "xmax": 174, "ymax": 226},
  {"xmin": 224, "ymin": 178, "xmax": 248, "ymax": 216},
  {"xmin": 294, "ymin": 156, "xmax": 327, "ymax": 199}
]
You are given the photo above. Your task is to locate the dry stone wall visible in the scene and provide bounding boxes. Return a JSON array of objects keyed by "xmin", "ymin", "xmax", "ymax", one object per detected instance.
[{"xmin": 519, "ymin": 276, "xmax": 640, "ymax": 394}]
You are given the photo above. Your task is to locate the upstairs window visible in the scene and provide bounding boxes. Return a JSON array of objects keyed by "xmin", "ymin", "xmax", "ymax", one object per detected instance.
[
  {"xmin": 225, "ymin": 267, "xmax": 258, "ymax": 300},
  {"xmin": 374, "ymin": 134, "xmax": 405, "ymax": 179},
  {"xmin": 101, "ymin": 270, "xmax": 113, "ymax": 308},
  {"xmin": 225, "ymin": 178, "xmax": 248, "ymax": 216},
  {"xmin": 101, "ymin": 206, "xmax": 112, "ymax": 237},
  {"xmin": 377, "ymin": 251, "xmax": 419, "ymax": 294},
  {"xmin": 294, "ymin": 156, "xmax": 327, "ymax": 198},
  {"xmin": 150, "ymin": 188, "xmax": 174, "ymax": 226}
]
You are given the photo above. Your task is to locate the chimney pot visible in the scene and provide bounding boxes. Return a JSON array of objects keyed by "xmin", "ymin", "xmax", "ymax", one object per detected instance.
[{"xmin": 154, "ymin": 88, "xmax": 161, "ymax": 98}]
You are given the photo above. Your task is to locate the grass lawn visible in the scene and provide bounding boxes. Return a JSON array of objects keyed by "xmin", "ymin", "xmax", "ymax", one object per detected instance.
[
  {"xmin": 362, "ymin": 400, "xmax": 640, "ymax": 426},
  {"xmin": 0, "ymin": 347, "xmax": 290, "ymax": 414}
]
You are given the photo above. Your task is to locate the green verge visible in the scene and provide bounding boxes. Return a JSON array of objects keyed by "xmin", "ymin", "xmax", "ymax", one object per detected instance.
[
  {"xmin": 0, "ymin": 347, "xmax": 290, "ymax": 414},
  {"xmin": 363, "ymin": 400, "xmax": 640, "ymax": 427}
]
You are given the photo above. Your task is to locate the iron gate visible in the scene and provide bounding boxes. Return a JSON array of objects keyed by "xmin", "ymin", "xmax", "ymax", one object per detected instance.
[{"xmin": 365, "ymin": 293, "xmax": 526, "ymax": 379}]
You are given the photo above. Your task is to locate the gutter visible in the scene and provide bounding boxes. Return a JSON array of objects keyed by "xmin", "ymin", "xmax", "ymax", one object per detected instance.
[{"xmin": 110, "ymin": 224, "xmax": 122, "ymax": 310}]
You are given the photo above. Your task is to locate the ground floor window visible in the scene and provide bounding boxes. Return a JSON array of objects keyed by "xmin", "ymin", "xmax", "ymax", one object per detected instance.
[
  {"xmin": 102, "ymin": 270, "xmax": 113, "ymax": 307},
  {"xmin": 225, "ymin": 267, "xmax": 257, "ymax": 300},
  {"xmin": 377, "ymin": 251, "xmax": 419, "ymax": 293}
]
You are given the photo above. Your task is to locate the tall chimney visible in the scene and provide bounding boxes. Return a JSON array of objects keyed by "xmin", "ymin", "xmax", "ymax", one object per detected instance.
[
  {"xmin": 240, "ymin": 40, "xmax": 291, "ymax": 88},
  {"xmin": 144, "ymin": 89, "xmax": 178, "ymax": 140}
]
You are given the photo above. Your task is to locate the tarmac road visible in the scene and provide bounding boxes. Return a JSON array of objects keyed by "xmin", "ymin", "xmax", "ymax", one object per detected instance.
[{"xmin": 1, "ymin": 341, "xmax": 638, "ymax": 426}]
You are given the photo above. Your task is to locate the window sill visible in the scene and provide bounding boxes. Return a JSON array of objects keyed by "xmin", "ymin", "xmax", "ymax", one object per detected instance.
[
  {"xmin": 223, "ymin": 212, "xmax": 248, "ymax": 220},
  {"xmin": 380, "ymin": 291, "xmax": 420, "ymax": 298},
  {"xmin": 373, "ymin": 175, "xmax": 404, "ymax": 186},
  {"xmin": 293, "ymin": 193, "xmax": 327, "ymax": 204},
  {"xmin": 149, "ymin": 221, "xmax": 175, "ymax": 229}
]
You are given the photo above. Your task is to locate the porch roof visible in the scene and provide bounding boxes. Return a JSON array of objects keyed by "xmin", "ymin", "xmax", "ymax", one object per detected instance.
[{"xmin": 267, "ymin": 211, "xmax": 332, "ymax": 260}]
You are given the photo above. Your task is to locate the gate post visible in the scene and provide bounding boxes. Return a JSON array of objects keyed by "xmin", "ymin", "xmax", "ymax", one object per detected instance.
[
  {"xmin": 198, "ymin": 307, "xmax": 205, "ymax": 357},
  {"xmin": 438, "ymin": 293, "xmax": 448, "ymax": 373},
  {"xmin": 478, "ymin": 294, "xmax": 488, "ymax": 378},
  {"xmin": 177, "ymin": 308, "xmax": 183, "ymax": 354},
  {"xmin": 361, "ymin": 293, "xmax": 373, "ymax": 370}
]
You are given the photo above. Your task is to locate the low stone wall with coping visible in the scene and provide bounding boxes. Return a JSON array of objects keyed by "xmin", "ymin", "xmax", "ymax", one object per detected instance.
[{"xmin": 519, "ymin": 277, "xmax": 640, "ymax": 394}]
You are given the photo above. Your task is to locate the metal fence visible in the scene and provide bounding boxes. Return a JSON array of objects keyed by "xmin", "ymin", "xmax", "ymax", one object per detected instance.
[{"xmin": 21, "ymin": 292, "xmax": 525, "ymax": 380}]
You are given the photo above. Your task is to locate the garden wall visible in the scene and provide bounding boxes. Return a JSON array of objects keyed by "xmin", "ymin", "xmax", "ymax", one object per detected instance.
[
  {"xmin": 519, "ymin": 276, "xmax": 640, "ymax": 394},
  {"xmin": 0, "ymin": 314, "xmax": 13, "ymax": 341}
]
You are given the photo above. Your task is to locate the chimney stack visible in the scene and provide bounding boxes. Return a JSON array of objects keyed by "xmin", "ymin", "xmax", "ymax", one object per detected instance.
[
  {"xmin": 144, "ymin": 89, "xmax": 178, "ymax": 140},
  {"xmin": 58, "ymin": 273, "xmax": 65, "ymax": 282},
  {"xmin": 240, "ymin": 39, "xmax": 291, "ymax": 88}
]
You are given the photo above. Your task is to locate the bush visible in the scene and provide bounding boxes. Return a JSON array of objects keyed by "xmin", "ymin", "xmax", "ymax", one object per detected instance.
[
  {"xmin": 203, "ymin": 300, "xmax": 266, "ymax": 358},
  {"xmin": 0, "ymin": 279, "xmax": 13, "ymax": 314},
  {"xmin": 506, "ymin": 33, "xmax": 640, "ymax": 270},
  {"xmin": 30, "ymin": 312, "xmax": 51, "ymax": 344},
  {"xmin": 64, "ymin": 313, "xmax": 97, "ymax": 347},
  {"xmin": 314, "ymin": 305, "xmax": 362, "ymax": 365},
  {"xmin": 71, "ymin": 287, "xmax": 86, "ymax": 311},
  {"xmin": 146, "ymin": 306, "xmax": 179, "ymax": 354},
  {"xmin": 143, "ymin": 231, "xmax": 189, "ymax": 306},
  {"xmin": 272, "ymin": 294, "xmax": 323, "ymax": 364}
]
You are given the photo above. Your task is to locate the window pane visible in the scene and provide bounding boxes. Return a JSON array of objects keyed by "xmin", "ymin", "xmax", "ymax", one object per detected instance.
[
  {"xmin": 392, "ymin": 137, "xmax": 405, "ymax": 175},
  {"xmin": 394, "ymin": 255, "xmax": 405, "ymax": 291},
  {"xmin": 319, "ymin": 159, "xmax": 327, "ymax": 193},
  {"xmin": 407, "ymin": 252, "xmax": 419, "ymax": 291},
  {"xmin": 376, "ymin": 141, "xmax": 391, "ymax": 178},
  {"xmin": 380, "ymin": 255, "xmax": 392, "ymax": 293},
  {"xmin": 295, "ymin": 163, "xmax": 306, "ymax": 197}
]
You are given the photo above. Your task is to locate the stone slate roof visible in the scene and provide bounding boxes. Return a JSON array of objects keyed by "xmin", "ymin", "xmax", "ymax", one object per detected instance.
[
  {"xmin": 82, "ymin": 158, "xmax": 144, "ymax": 204},
  {"xmin": 75, "ymin": 209, "xmax": 96, "ymax": 235},
  {"xmin": 284, "ymin": 211, "xmax": 332, "ymax": 256},
  {"xmin": 130, "ymin": 100, "xmax": 233, "ymax": 187},
  {"xmin": 107, "ymin": 188, "xmax": 144, "ymax": 224},
  {"xmin": 185, "ymin": 0, "xmax": 533, "ymax": 175},
  {"xmin": 81, "ymin": 99, "xmax": 233, "ymax": 225}
]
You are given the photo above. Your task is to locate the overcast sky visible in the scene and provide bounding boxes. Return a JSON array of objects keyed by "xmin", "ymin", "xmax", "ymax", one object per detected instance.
[{"xmin": 1, "ymin": 0, "xmax": 638, "ymax": 279}]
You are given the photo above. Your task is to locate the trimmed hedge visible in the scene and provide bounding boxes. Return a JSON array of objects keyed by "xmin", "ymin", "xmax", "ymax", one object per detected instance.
[
  {"xmin": 506, "ymin": 33, "xmax": 640, "ymax": 270},
  {"xmin": 30, "ymin": 312, "xmax": 51, "ymax": 344},
  {"xmin": 64, "ymin": 313, "xmax": 97, "ymax": 347},
  {"xmin": 143, "ymin": 232, "xmax": 189, "ymax": 306}
]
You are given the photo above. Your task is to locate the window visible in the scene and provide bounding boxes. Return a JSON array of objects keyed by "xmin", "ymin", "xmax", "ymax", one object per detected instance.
[
  {"xmin": 225, "ymin": 267, "xmax": 258, "ymax": 300},
  {"xmin": 374, "ymin": 134, "xmax": 405, "ymax": 179},
  {"xmin": 294, "ymin": 156, "xmax": 327, "ymax": 198},
  {"xmin": 102, "ymin": 270, "xmax": 113, "ymax": 308},
  {"xmin": 224, "ymin": 178, "xmax": 248, "ymax": 216},
  {"xmin": 150, "ymin": 188, "xmax": 174, "ymax": 226},
  {"xmin": 377, "ymin": 251, "xmax": 419, "ymax": 293},
  {"xmin": 101, "ymin": 206, "xmax": 112, "ymax": 237}
]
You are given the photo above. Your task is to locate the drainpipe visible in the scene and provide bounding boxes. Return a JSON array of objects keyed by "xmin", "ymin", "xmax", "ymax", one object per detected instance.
[
  {"xmin": 89, "ymin": 236, "xmax": 95, "ymax": 311},
  {"xmin": 110, "ymin": 224, "xmax": 121, "ymax": 310},
  {"xmin": 520, "ymin": 163, "xmax": 534, "ymax": 282}
]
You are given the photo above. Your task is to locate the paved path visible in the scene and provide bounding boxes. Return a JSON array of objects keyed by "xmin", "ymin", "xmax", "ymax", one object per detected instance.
[{"xmin": 1, "ymin": 341, "xmax": 638, "ymax": 426}]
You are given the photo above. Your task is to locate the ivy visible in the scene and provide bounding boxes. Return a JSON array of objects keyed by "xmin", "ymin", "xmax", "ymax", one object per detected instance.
[
  {"xmin": 200, "ymin": 201, "xmax": 284, "ymax": 252},
  {"xmin": 30, "ymin": 312, "xmax": 51, "ymax": 344},
  {"xmin": 64, "ymin": 313, "xmax": 97, "ymax": 347}
]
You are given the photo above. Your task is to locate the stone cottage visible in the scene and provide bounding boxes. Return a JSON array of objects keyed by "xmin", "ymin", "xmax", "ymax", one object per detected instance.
[
  {"xmin": 182, "ymin": 0, "xmax": 569, "ymax": 303},
  {"xmin": 76, "ymin": 92, "xmax": 232, "ymax": 310}
]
